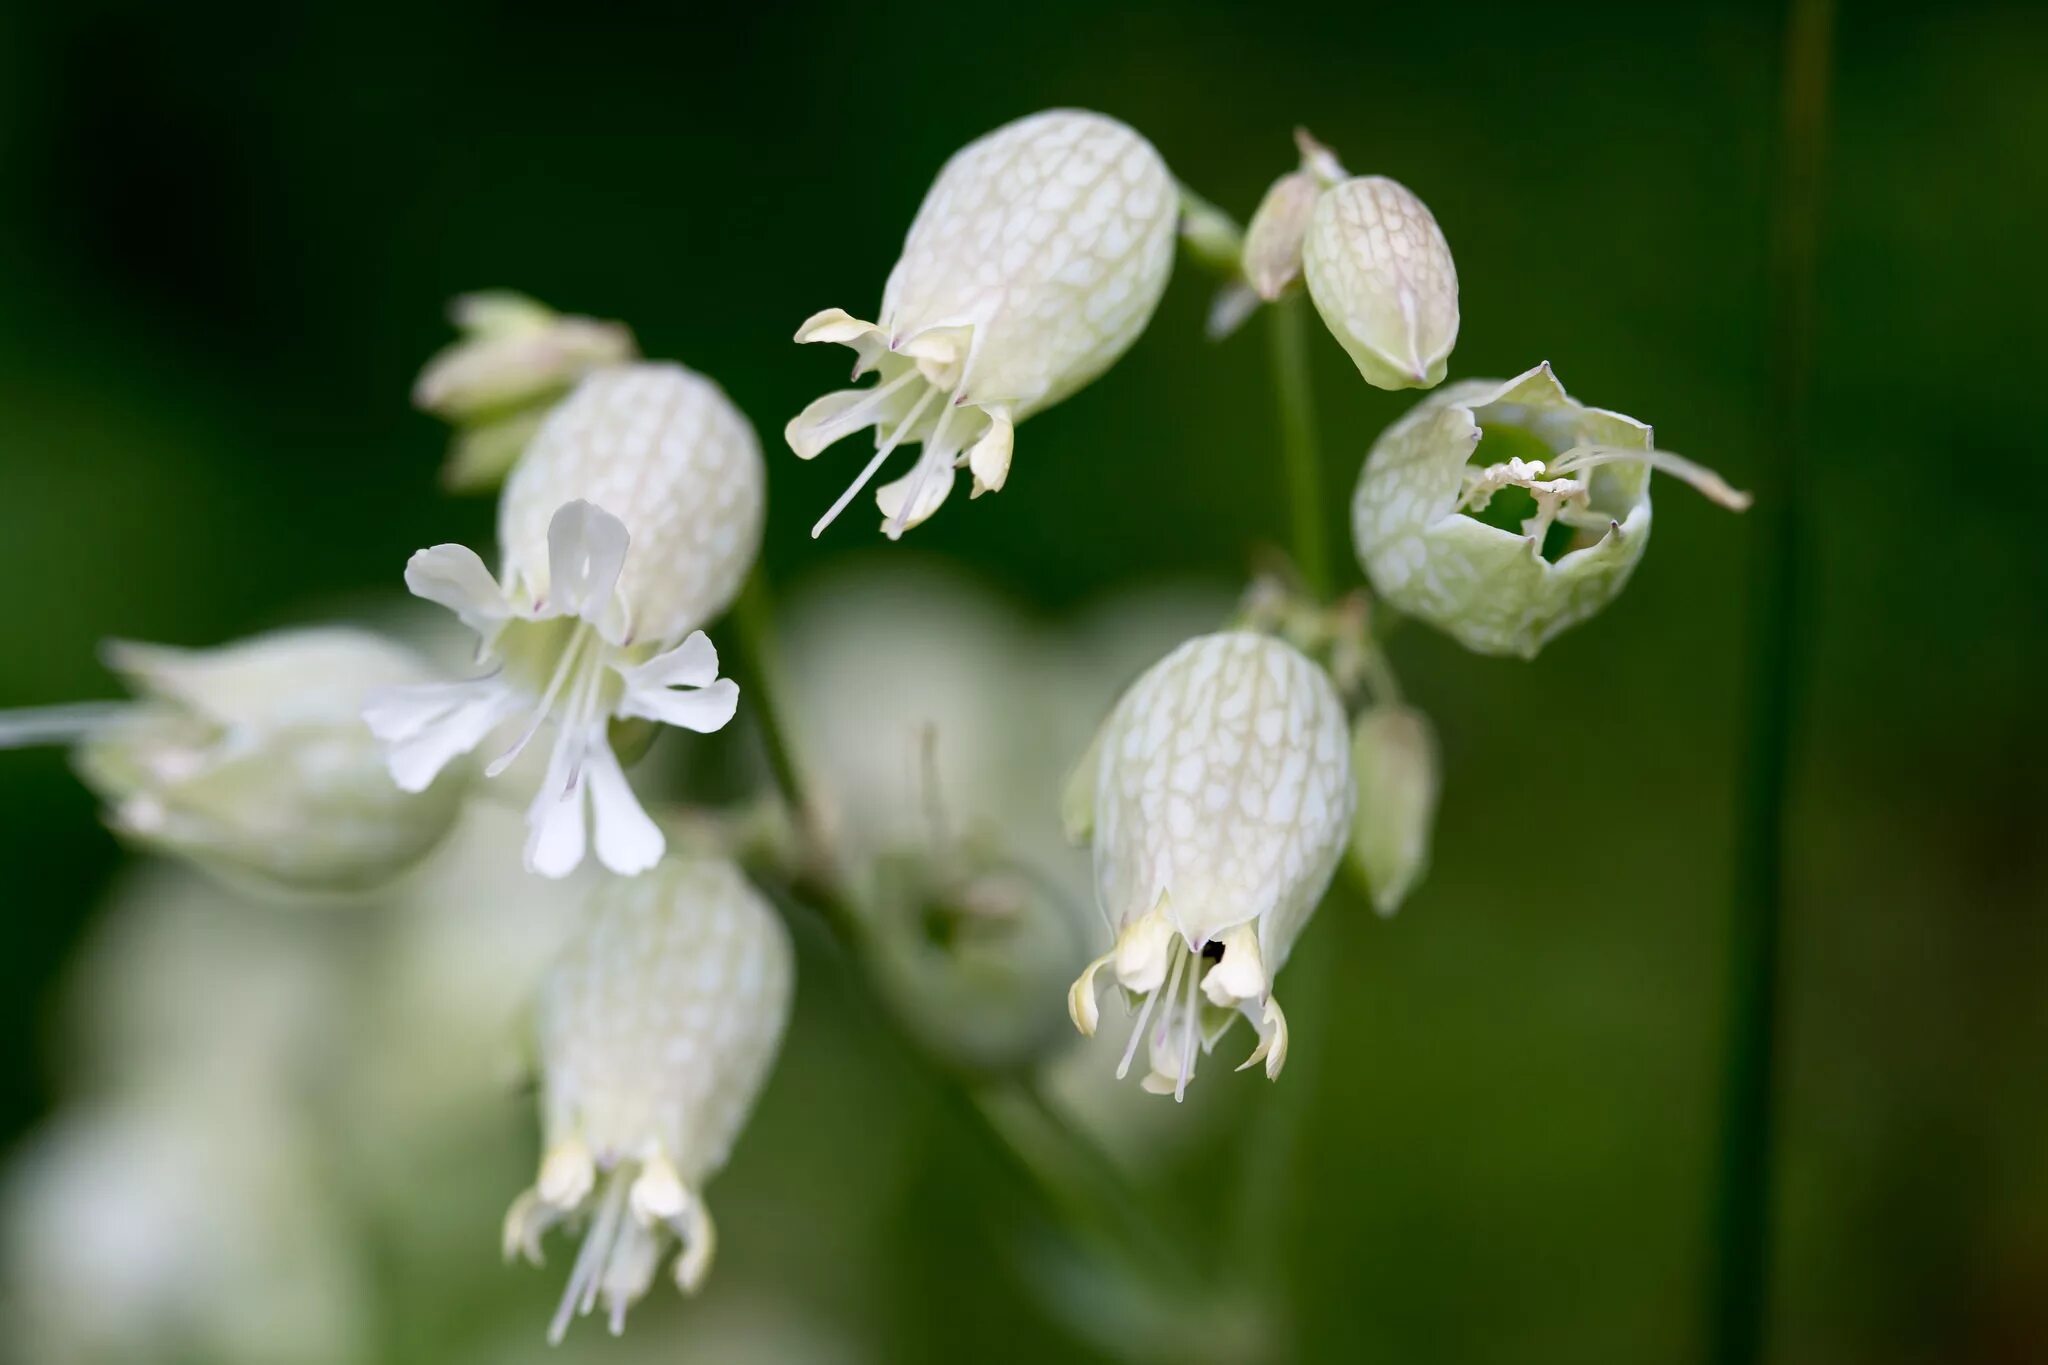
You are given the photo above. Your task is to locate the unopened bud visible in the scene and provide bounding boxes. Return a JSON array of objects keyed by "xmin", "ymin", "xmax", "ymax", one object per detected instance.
[
  {"xmin": 1347, "ymin": 705, "xmax": 1440, "ymax": 916},
  {"xmin": 1241, "ymin": 170, "xmax": 1321, "ymax": 301},
  {"xmin": 1302, "ymin": 176, "xmax": 1459, "ymax": 390}
]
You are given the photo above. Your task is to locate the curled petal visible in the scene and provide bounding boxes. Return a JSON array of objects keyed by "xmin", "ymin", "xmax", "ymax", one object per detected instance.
[{"xmin": 405, "ymin": 544, "xmax": 510, "ymax": 637}]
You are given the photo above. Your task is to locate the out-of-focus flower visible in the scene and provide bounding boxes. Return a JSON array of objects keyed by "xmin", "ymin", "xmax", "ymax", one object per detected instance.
[
  {"xmin": 780, "ymin": 565, "xmax": 1090, "ymax": 1073},
  {"xmin": 470, "ymin": 1289, "xmax": 865, "ymax": 1365},
  {"xmin": 1065, "ymin": 632, "xmax": 1352, "ymax": 1098},
  {"xmin": 1347, "ymin": 704, "xmax": 1441, "ymax": 916},
  {"xmin": 1302, "ymin": 172, "xmax": 1459, "ymax": 390},
  {"xmin": 0, "ymin": 627, "xmax": 465, "ymax": 893},
  {"xmin": 0, "ymin": 1094, "xmax": 367, "ymax": 1365},
  {"xmin": 367, "ymin": 364, "xmax": 763, "ymax": 877},
  {"xmin": 788, "ymin": 109, "xmax": 1178, "ymax": 538},
  {"xmin": 414, "ymin": 291, "xmax": 639, "ymax": 493},
  {"xmin": 1351, "ymin": 362, "xmax": 1751, "ymax": 658},
  {"xmin": 59, "ymin": 860, "xmax": 349, "ymax": 1097},
  {"xmin": 505, "ymin": 858, "xmax": 793, "ymax": 1342}
]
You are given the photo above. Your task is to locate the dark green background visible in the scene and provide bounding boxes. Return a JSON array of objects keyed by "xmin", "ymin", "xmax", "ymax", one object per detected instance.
[{"xmin": 1, "ymin": 1, "xmax": 2042, "ymax": 1361}]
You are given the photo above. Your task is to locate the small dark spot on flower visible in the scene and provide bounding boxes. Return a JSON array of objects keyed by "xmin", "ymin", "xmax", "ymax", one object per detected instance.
[{"xmin": 1201, "ymin": 940, "xmax": 1225, "ymax": 962}]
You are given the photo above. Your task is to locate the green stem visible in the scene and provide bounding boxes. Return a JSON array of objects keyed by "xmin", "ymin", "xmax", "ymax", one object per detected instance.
[
  {"xmin": 1709, "ymin": 0, "xmax": 1832, "ymax": 1361},
  {"xmin": 729, "ymin": 568, "xmax": 808, "ymax": 828},
  {"xmin": 1269, "ymin": 294, "xmax": 1330, "ymax": 599}
]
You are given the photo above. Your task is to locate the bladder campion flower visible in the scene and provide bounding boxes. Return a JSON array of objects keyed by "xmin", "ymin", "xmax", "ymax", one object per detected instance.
[
  {"xmin": 1351, "ymin": 362, "xmax": 1750, "ymax": 658},
  {"xmin": 365, "ymin": 363, "xmax": 763, "ymax": 878},
  {"xmin": 503, "ymin": 858, "xmax": 792, "ymax": 1342},
  {"xmin": 0, "ymin": 627, "xmax": 464, "ymax": 893},
  {"xmin": 413, "ymin": 291, "xmax": 638, "ymax": 492},
  {"xmin": 1064, "ymin": 632, "xmax": 1353, "ymax": 1099},
  {"xmin": 1302, "ymin": 172, "xmax": 1459, "ymax": 390},
  {"xmin": 788, "ymin": 109, "xmax": 1178, "ymax": 539}
]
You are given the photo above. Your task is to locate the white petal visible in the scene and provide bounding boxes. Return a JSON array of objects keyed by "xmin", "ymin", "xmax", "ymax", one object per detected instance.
[
  {"xmin": 875, "ymin": 453, "xmax": 956, "ymax": 538},
  {"xmin": 586, "ymin": 742, "xmax": 664, "ymax": 875},
  {"xmin": 545, "ymin": 500, "xmax": 631, "ymax": 623},
  {"xmin": 619, "ymin": 677, "xmax": 738, "ymax": 734},
  {"xmin": 370, "ymin": 680, "xmax": 519, "ymax": 791},
  {"xmin": 525, "ymin": 733, "xmax": 590, "ymax": 878},
  {"xmin": 619, "ymin": 631, "xmax": 719, "ymax": 691},
  {"xmin": 404, "ymin": 545, "xmax": 509, "ymax": 636}
]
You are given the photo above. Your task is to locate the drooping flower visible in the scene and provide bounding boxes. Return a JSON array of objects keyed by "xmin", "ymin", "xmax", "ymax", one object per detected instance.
[
  {"xmin": 1346, "ymin": 704, "xmax": 1440, "ymax": 917},
  {"xmin": 0, "ymin": 627, "xmax": 465, "ymax": 893},
  {"xmin": 1065, "ymin": 632, "xmax": 1353, "ymax": 1098},
  {"xmin": 1351, "ymin": 362, "xmax": 1750, "ymax": 658},
  {"xmin": 365, "ymin": 363, "xmax": 765, "ymax": 878},
  {"xmin": 504, "ymin": 858, "xmax": 793, "ymax": 1342},
  {"xmin": 788, "ymin": 109, "xmax": 1178, "ymax": 539},
  {"xmin": 1302, "ymin": 172, "xmax": 1459, "ymax": 390}
]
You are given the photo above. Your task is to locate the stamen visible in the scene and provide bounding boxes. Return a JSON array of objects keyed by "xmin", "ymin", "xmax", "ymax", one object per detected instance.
[
  {"xmin": 1175, "ymin": 938, "xmax": 1202, "ymax": 1102},
  {"xmin": 1117, "ymin": 970, "xmax": 1164, "ymax": 1080},
  {"xmin": 1153, "ymin": 940, "xmax": 1189, "ymax": 1056},
  {"xmin": 1550, "ymin": 444, "xmax": 1753, "ymax": 511},
  {"xmin": 549, "ymin": 1164, "xmax": 631, "ymax": 1345},
  {"xmin": 810, "ymin": 383, "xmax": 939, "ymax": 538},
  {"xmin": 797, "ymin": 367, "xmax": 921, "ymax": 452},
  {"xmin": 487, "ymin": 624, "xmax": 594, "ymax": 778},
  {"xmin": 882, "ymin": 391, "xmax": 964, "ymax": 539}
]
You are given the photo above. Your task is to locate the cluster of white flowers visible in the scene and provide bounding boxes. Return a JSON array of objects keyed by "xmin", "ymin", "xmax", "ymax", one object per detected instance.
[{"xmin": 1, "ymin": 106, "xmax": 1750, "ymax": 1347}]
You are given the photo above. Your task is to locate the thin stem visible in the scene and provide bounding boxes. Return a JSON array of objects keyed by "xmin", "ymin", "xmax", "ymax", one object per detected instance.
[
  {"xmin": 728, "ymin": 567, "xmax": 809, "ymax": 835},
  {"xmin": 1268, "ymin": 294, "xmax": 1330, "ymax": 599},
  {"xmin": 1709, "ymin": 0, "xmax": 1832, "ymax": 1361}
]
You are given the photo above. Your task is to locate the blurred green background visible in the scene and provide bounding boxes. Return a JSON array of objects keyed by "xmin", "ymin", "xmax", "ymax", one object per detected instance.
[{"xmin": 1, "ymin": 0, "xmax": 2043, "ymax": 1361}]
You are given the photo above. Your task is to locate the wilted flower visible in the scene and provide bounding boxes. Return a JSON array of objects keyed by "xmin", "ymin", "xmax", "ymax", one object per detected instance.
[
  {"xmin": 1065, "ymin": 632, "xmax": 1353, "ymax": 1098},
  {"xmin": 1347, "ymin": 704, "xmax": 1440, "ymax": 916},
  {"xmin": 0, "ymin": 627, "xmax": 465, "ymax": 893},
  {"xmin": 1351, "ymin": 362, "xmax": 1750, "ymax": 658},
  {"xmin": 505, "ymin": 858, "xmax": 793, "ymax": 1342},
  {"xmin": 1240, "ymin": 169, "xmax": 1320, "ymax": 302},
  {"xmin": 1302, "ymin": 173, "xmax": 1458, "ymax": 390},
  {"xmin": 788, "ymin": 109, "xmax": 1178, "ymax": 538},
  {"xmin": 414, "ymin": 291, "xmax": 639, "ymax": 493},
  {"xmin": 366, "ymin": 363, "xmax": 764, "ymax": 877}
]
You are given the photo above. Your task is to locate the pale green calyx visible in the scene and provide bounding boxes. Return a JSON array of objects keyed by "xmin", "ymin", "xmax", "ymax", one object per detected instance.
[
  {"xmin": 366, "ymin": 364, "xmax": 762, "ymax": 878},
  {"xmin": 504, "ymin": 858, "xmax": 792, "ymax": 1343},
  {"xmin": 788, "ymin": 109, "xmax": 1178, "ymax": 539},
  {"xmin": 414, "ymin": 291, "xmax": 639, "ymax": 492},
  {"xmin": 1347, "ymin": 705, "xmax": 1440, "ymax": 916},
  {"xmin": 1302, "ymin": 173, "xmax": 1458, "ymax": 390},
  {"xmin": 1066, "ymin": 632, "xmax": 1353, "ymax": 1100},
  {"xmin": 5, "ymin": 627, "xmax": 466, "ymax": 893},
  {"xmin": 1352, "ymin": 362, "xmax": 1752, "ymax": 659}
]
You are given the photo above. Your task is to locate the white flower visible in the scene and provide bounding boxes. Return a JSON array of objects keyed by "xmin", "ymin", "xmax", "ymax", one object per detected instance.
[
  {"xmin": 0, "ymin": 1094, "xmax": 367, "ymax": 1365},
  {"xmin": 1351, "ymin": 362, "xmax": 1750, "ymax": 658},
  {"xmin": 505, "ymin": 858, "xmax": 793, "ymax": 1342},
  {"xmin": 1064, "ymin": 632, "xmax": 1353, "ymax": 1098},
  {"xmin": 365, "ymin": 363, "xmax": 765, "ymax": 878},
  {"xmin": 788, "ymin": 109, "xmax": 1178, "ymax": 538},
  {"xmin": 1302, "ymin": 174, "xmax": 1459, "ymax": 390},
  {"xmin": 0, "ymin": 626, "xmax": 465, "ymax": 893}
]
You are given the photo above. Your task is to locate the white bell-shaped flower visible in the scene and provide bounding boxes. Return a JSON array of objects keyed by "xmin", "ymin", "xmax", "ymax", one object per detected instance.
[
  {"xmin": 504, "ymin": 858, "xmax": 793, "ymax": 1342},
  {"xmin": 788, "ymin": 109, "xmax": 1178, "ymax": 538},
  {"xmin": 366, "ymin": 363, "xmax": 765, "ymax": 878},
  {"xmin": 1064, "ymin": 632, "xmax": 1353, "ymax": 1099},
  {"xmin": 1351, "ymin": 362, "xmax": 1749, "ymax": 658},
  {"xmin": 0, "ymin": 627, "xmax": 464, "ymax": 893}
]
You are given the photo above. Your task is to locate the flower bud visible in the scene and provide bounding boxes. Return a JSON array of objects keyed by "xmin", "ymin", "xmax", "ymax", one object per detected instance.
[
  {"xmin": 1351, "ymin": 362, "xmax": 1751, "ymax": 658},
  {"xmin": 1241, "ymin": 170, "xmax": 1320, "ymax": 302},
  {"xmin": 1065, "ymin": 632, "xmax": 1353, "ymax": 1099},
  {"xmin": 9, "ymin": 628, "xmax": 468, "ymax": 893},
  {"xmin": 367, "ymin": 363, "xmax": 763, "ymax": 877},
  {"xmin": 788, "ymin": 109, "xmax": 1178, "ymax": 538},
  {"xmin": 413, "ymin": 292, "xmax": 639, "ymax": 492},
  {"xmin": 504, "ymin": 858, "xmax": 793, "ymax": 1342},
  {"xmin": 1347, "ymin": 705, "xmax": 1440, "ymax": 916},
  {"xmin": 1302, "ymin": 175, "xmax": 1458, "ymax": 390}
]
